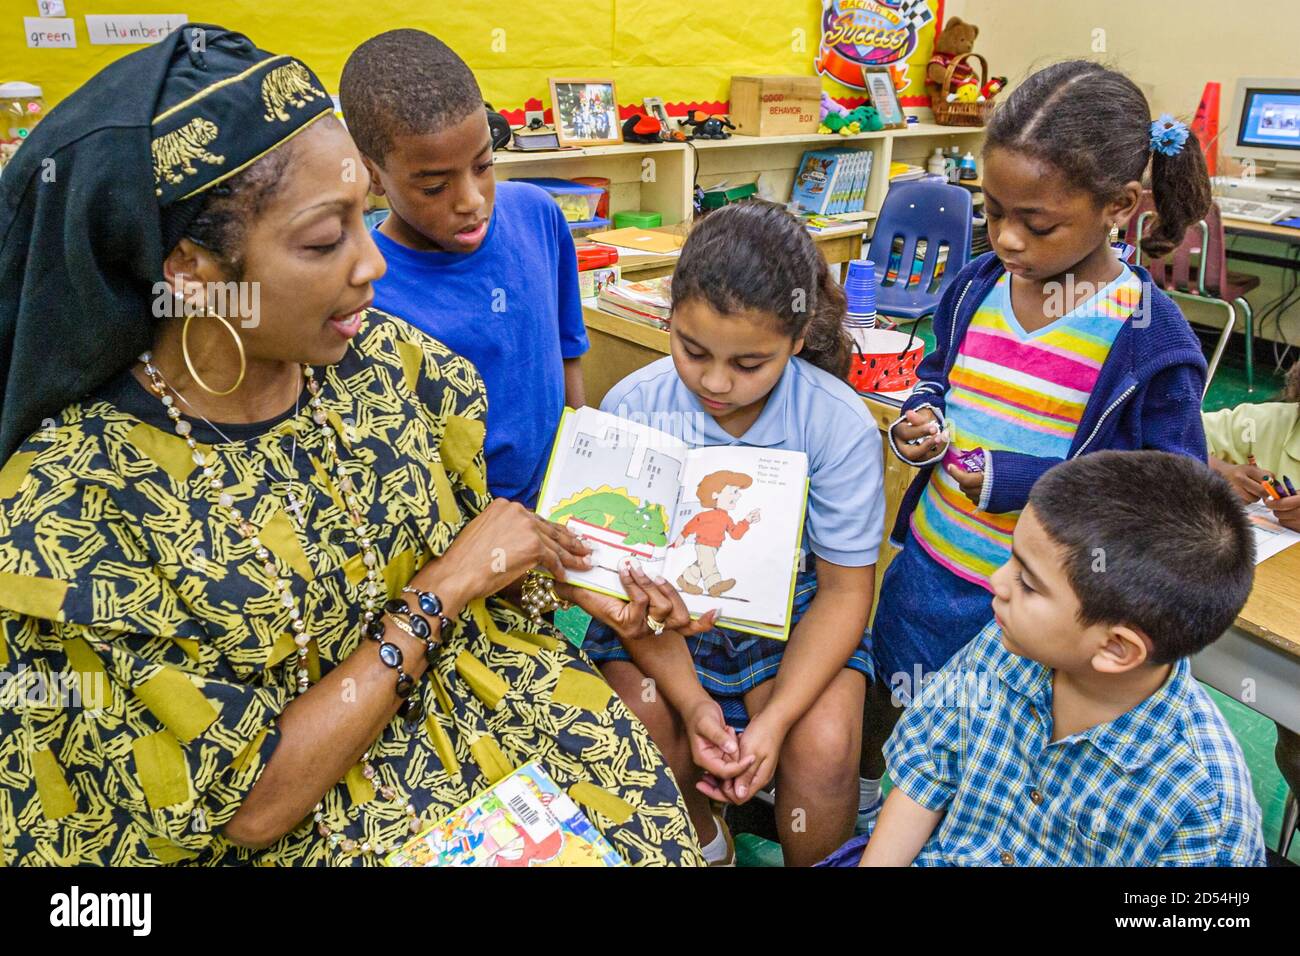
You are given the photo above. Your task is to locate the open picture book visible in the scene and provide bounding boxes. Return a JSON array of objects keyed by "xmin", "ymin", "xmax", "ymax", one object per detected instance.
[{"xmin": 536, "ymin": 406, "xmax": 810, "ymax": 639}]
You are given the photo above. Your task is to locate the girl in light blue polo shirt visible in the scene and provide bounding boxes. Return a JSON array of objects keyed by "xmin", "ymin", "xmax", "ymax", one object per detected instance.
[{"xmin": 583, "ymin": 201, "xmax": 885, "ymax": 867}]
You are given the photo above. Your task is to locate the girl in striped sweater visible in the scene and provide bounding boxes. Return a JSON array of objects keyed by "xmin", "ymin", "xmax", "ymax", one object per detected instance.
[{"xmin": 861, "ymin": 61, "xmax": 1213, "ymax": 814}]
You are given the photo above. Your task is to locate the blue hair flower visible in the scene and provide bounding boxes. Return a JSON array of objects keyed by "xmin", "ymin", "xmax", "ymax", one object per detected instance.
[{"xmin": 1149, "ymin": 113, "xmax": 1189, "ymax": 156}]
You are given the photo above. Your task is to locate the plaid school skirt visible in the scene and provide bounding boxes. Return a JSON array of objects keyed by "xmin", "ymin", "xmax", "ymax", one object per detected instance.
[{"xmin": 581, "ymin": 557, "xmax": 873, "ymax": 729}]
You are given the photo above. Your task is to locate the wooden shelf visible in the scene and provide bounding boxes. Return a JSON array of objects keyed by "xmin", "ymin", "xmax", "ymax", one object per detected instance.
[
  {"xmin": 493, "ymin": 121, "xmax": 986, "ymax": 228},
  {"xmin": 688, "ymin": 121, "xmax": 982, "ymax": 149},
  {"xmin": 493, "ymin": 141, "xmax": 685, "ymax": 165}
]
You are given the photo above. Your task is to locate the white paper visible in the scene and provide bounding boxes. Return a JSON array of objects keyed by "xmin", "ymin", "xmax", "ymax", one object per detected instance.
[
  {"xmin": 1245, "ymin": 501, "xmax": 1300, "ymax": 564},
  {"xmin": 24, "ymin": 17, "xmax": 75, "ymax": 48},
  {"xmin": 37, "ymin": 1, "xmax": 66, "ymax": 17},
  {"xmin": 537, "ymin": 407, "xmax": 689, "ymax": 595},
  {"xmin": 661, "ymin": 445, "xmax": 808, "ymax": 626},
  {"xmin": 85, "ymin": 14, "xmax": 188, "ymax": 46}
]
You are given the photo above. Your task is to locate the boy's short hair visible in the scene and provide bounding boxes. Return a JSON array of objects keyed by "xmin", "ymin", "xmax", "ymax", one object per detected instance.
[
  {"xmin": 339, "ymin": 29, "xmax": 483, "ymax": 164},
  {"xmin": 1029, "ymin": 450, "xmax": 1254, "ymax": 663},
  {"xmin": 695, "ymin": 470, "xmax": 752, "ymax": 507}
]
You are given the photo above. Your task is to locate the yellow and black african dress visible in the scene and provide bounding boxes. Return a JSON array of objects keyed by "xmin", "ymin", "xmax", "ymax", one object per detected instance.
[{"xmin": 0, "ymin": 309, "xmax": 702, "ymax": 866}]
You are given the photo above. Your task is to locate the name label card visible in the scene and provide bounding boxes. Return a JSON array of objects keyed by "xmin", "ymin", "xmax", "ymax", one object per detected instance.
[
  {"xmin": 85, "ymin": 14, "xmax": 188, "ymax": 45},
  {"xmin": 24, "ymin": 17, "xmax": 76, "ymax": 48}
]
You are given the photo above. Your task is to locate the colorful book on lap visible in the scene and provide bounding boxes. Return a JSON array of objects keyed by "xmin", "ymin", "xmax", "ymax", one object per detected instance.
[{"xmin": 386, "ymin": 762, "xmax": 624, "ymax": 867}]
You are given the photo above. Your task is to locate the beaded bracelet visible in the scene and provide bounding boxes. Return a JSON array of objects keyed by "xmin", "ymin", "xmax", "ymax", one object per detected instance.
[
  {"xmin": 401, "ymin": 586, "xmax": 453, "ymax": 635},
  {"xmin": 384, "ymin": 598, "xmax": 440, "ymax": 666},
  {"xmin": 364, "ymin": 614, "xmax": 425, "ymax": 726},
  {"xmin": 521, "ymin": 569, "xmax": 571, "ymax": 625}
]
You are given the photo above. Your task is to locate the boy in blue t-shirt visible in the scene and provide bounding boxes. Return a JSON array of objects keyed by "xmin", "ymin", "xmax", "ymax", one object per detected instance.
[{"xmin": 340, "ymin": 29, "xmax": 588, "ymax": 506}]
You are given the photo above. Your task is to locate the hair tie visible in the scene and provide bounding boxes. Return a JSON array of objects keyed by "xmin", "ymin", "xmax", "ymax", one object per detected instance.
[{"xmin": 1149, "ymin": 113, "xmax": 1190, "ymax": 156}]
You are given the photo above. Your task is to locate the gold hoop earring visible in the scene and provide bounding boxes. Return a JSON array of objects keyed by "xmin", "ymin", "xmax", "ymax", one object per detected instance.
[{"xmin": 182, "ymin": 309, "xmax": 247, "ymax": 396}]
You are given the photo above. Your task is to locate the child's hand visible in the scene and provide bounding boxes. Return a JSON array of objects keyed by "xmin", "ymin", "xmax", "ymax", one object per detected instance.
[
  {"xmin": 721, "ymin": 712, "xmax": 787, "ymax": 804},
  {"xmin": 893, "ymin": 409, "xmax": 948, "ymax": 463},
  {"xmin": 1266, "ymin": 492, "xmax": 1300, "ymax": 532},
  {"xmin": 686, "ymin": 698, "xmax": 754, "ymax": 792},
  {"xmin": 947, "ymin": 462, "xmax": 984, "ymax": 505},
  {"xmin": 1225, "ymin": 462, "xmax": 1272, "ymax": 503},
  {"xmin": 745, "ymin": 509, "xmax": 761, "ymax": 524}
]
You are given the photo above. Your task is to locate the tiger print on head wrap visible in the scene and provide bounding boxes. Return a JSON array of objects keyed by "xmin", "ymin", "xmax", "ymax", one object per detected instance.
[{"xmin": 0, "ymin": 24, "xmax": 332, "ymax": 465}]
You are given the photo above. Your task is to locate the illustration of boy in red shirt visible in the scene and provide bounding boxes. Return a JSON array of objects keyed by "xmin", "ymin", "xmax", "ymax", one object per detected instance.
[{"xmin": 672, "ymin": 470, "xmax": 761, "ymax": 597}]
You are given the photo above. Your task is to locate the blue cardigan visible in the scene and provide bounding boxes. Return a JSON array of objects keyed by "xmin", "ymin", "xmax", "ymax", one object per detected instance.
[{"xmin": 887, "ymin": 252, "xmax": 1208, "ymax": 547}]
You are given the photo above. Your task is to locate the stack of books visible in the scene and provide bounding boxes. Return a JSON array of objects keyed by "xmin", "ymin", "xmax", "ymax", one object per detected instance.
[
  {"xmin": 790, "ymin": 148, "xmax": 873, "ymax": 216},
  {"xmin": 888, "ymin": 162, "xmax": 926, "ymax": 182},
  {"xmin": 597, "ymin": 276, "xmax": 673, "ymax": 330}
]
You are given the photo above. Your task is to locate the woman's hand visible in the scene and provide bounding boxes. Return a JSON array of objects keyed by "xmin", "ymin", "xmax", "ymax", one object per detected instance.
[
  {"xmin": 555, "ymin": 558, "xmax": 719, "ymax": 642},
  {"xmin": 417, "ymin": 499, "xmax": 592, "ymax": 615},
  {"xmin": 893, "ymin": 408, "xmax": 948, "ymax": 463},
  {"xmin": 947, "ymin": 462, "xmax": 984, "ymax": 505}
]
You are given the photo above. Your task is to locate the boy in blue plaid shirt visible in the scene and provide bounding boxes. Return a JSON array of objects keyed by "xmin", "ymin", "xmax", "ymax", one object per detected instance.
[{"xmin": 825, "ymin": 450, "xmax": 1266, "ymax": 866}]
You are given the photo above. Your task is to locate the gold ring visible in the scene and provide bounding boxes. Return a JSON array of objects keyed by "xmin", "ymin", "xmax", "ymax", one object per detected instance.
[{"xmin": 645, "ymin": 614, "xmax": 666, "ymax": 636}]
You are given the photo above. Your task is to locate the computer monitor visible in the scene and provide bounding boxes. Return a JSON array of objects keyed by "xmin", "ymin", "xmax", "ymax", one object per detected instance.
[{"xmin": 1224, "ymin": 77, "xmax": 1300, "ymax": 173}]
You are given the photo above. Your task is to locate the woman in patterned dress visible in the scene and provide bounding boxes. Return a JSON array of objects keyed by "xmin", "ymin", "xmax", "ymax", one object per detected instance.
[{"xmin": 0, "ymin": 25, "xmax": 702, "ymax": 866}]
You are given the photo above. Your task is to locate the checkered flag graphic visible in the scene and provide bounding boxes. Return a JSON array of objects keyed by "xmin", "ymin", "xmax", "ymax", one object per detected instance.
[{"xmin": 896, "ymin": 0, "xmax": 934, "ymax": 31}]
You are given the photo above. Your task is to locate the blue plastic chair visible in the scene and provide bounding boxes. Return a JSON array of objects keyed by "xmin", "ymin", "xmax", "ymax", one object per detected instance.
[{"xmin": 865, "ymin": 179, "xmax": 973, "ymax": 322}]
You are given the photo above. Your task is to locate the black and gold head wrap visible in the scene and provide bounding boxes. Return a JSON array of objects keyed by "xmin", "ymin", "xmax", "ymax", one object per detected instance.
[{"xmin": 0, "ymin": 24, "xmax": 331, "ymax": 464}]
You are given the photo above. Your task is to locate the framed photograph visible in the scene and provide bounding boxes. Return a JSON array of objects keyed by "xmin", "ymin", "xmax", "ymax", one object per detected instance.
[
  {"xmin": 862, "ymin": 67, "xmax": 906, "ymax": 129},
  {"xmin": 643, "ymin": 96, "xmax": 671, "ymax": 134},
  {"xmin": 549, "ymin": 78, "xmax": 622, "ymax": 147}
]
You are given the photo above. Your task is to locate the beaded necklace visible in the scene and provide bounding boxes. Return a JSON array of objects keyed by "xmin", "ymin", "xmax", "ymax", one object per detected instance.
[{"xmin": 139, "ymin": 352, "xmax": 424, "ymax": 859}]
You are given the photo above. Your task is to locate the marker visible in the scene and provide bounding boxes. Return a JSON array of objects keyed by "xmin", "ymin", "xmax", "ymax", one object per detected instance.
[
  {"xmin": 1285, "ymin": 475, "xmax": 1298, "ymax": 497},
  {"xmin": 1262, "ymin": 479, "xmax": 1282, "ymax": 500}
]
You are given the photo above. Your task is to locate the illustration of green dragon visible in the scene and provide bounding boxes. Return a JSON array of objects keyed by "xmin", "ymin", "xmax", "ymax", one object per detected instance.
[{"xmin": 549, "ymin": 492, "xmax": 668, "ymax": 547}]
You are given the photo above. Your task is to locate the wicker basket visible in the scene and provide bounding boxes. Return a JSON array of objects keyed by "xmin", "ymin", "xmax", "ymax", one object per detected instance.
[{"xmin": 931, "ymin": 52, "xmax": 993, "ymax": 127}]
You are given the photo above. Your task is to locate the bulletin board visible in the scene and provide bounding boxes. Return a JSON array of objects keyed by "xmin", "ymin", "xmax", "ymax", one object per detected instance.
[{"xmin": 3, "ymin": 0, "xmax": 942, "ymax": 121}]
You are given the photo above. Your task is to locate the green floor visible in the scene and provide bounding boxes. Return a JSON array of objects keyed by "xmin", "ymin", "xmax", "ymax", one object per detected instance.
[{"xmin": 552, "ymin": 329, "xmax": 1299, "ymax": 865}]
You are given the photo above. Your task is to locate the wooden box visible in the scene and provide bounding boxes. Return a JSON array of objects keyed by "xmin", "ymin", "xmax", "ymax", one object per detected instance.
[{"xmin": 729, "ymin": 75, "xmax": 821, "ymax": 137}]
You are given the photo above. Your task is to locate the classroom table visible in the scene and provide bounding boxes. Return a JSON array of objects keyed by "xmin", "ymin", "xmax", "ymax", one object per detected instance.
[
  {"xmin": 1191, "ymin": 541, "xmax": 1300, "ymax": 735},
  {"xmin": 1191, "ymin": 536, "xmax": 1300, "ymax": 853},
  {"xmin": 1220, "ymin": 214, "xmax": 1300, "ymax": 268}
]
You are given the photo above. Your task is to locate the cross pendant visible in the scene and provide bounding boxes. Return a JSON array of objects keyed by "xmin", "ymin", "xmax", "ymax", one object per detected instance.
[{"xmin": 285, "ymin": 492, "xmax": 307, "ymax": 529}]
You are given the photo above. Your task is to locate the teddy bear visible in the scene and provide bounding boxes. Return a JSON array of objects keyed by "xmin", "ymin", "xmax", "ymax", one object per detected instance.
[{"xmin": 926, "ymin": 16, "xmax": 981, "ymax": 104}]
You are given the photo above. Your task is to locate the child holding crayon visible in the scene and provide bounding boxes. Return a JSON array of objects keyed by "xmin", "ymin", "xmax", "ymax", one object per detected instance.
[{"xmin": 1205, "ymin": 361, "xmax": 1300, "ymax": 531}]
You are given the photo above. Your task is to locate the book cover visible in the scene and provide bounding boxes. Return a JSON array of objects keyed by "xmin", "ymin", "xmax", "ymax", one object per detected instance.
[
  {"xmin": 536, "ymin": 407, "xmax": 809, "ymax": 639},
  {"xmin": 385, "ymin": 762, "xmax": 625, "ymax": 867},
  {"xmin": 792, "ymin": 149, "xmax": 842, "ymax": 216}
]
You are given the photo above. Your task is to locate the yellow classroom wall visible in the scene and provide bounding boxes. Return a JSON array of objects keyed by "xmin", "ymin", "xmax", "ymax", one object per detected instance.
[
  {"xmin": 7, "ymin": 0, "xmax": 1299, "ymax": 359},
  {"xmin": 2, "ymin": 0, "xmax": 944, "ymax": 115},
  {"xmin": 948, "ymin": 0, "xmax": 1300, "ymax": 358}
]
